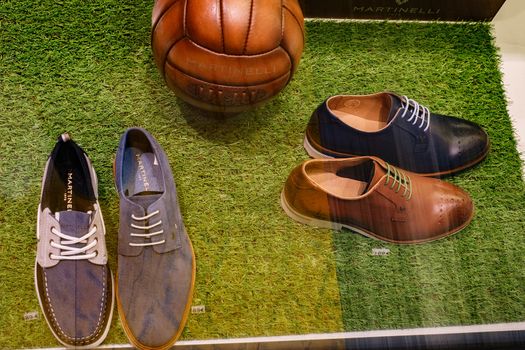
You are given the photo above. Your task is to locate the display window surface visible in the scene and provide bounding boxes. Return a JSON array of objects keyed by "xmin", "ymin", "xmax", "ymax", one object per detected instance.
[{"xmin": 1, "ymin": 1, "xmax": 524, "ymax": 348}]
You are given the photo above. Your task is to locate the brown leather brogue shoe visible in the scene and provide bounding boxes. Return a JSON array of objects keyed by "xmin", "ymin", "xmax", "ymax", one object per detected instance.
[{"xmin": 281, "ymin": 157, "xmax": 473, "ymax": 244}]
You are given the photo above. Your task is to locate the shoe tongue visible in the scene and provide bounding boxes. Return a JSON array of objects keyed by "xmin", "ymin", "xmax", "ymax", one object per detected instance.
[
  {"xmin": 387, "ymin": 93, "xmax": 403, "ymax": 122},
  {"xmin": 55, "ymin": 210, "xmax": 91, "ymax": 238},
  {"xmin": 129, "ymin": 192, "xmax": 162, "ymax": 209},
  {"xmin": 367, "ymin": 161, "xmax": 387, "ymax": 189}
]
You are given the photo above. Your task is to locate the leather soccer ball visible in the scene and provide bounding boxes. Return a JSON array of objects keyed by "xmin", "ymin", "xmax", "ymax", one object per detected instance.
[{"xmin": 152, "ymin": 0, "xmax": 305, "ymax": 113}]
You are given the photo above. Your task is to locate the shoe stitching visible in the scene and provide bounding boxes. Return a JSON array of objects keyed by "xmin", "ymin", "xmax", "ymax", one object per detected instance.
[{"xmin": 43, "ymin": 266, "xmax": 107, "ymax": 344}]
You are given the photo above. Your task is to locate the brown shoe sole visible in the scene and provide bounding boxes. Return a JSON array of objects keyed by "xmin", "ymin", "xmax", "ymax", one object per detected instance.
[{"xmin": 303, "ymin": 133, "xmax": 490, "ymax": 178}]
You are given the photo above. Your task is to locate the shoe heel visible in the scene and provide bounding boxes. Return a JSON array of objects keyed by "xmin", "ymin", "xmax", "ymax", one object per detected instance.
[
  {"xmin": 280, "ymin": 191, "xmax": 342, "ymax": 230},
  {"xmin": 303, "ymin": 136, "xmax": 334, "ymax": 159}
]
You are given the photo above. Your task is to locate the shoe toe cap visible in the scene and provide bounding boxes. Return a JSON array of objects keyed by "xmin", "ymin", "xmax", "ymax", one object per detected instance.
[
  {"xmin": 438, "ymin": 186, "xmax": 474, "ymax": 233},
  {"xmin": 118, "ymin": 246, "xmax": 194, "ymax": 348},
  {"xmin": 124, "ymin": 303, "xmax": 185, "ymax": 348},
  {"xmin": 448, "ymin": 120, "xmax": 489, "ymax": 167},
  {"xmin": 37, "ymin": 263, "xmax": 111, "ymax": 346}
]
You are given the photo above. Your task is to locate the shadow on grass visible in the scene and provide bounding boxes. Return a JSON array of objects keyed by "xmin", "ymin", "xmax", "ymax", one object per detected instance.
[{"xmin": 154, "ymin": 86, "xmax": 288, "ymax": 145}]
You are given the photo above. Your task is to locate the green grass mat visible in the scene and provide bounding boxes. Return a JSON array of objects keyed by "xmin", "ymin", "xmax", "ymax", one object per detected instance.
[
  {"xmin": 1, "ymin": 1, "xmax": 524, "ymax": 347},
  {"xmin": 306, "ymin": 21, "xmax": 525, "ymax": 331}
]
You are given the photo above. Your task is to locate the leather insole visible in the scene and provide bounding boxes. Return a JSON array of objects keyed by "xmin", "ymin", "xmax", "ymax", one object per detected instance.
[
  {"xmin": 327, "ymin": 94, "xmax": 392, "ymax": 132},
  {"xmin": 310, "ymin": 171, "xmax": 368, "ymax": 198}
]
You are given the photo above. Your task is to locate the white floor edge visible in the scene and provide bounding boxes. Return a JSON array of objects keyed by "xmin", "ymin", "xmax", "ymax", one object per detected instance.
[
  {"xmin": 492, "ymin": 0, "xmax": 525, "ymax": 176},
  {"xmin": 31, "ymin": 321, "xmax": 525, "ymax": 349}
]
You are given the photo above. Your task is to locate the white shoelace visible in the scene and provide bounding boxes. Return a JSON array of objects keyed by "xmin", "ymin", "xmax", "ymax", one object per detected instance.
[
  {"xmin": 400, "ymin": 96, "xmax": 431, "ymax": 132},
  {"xmin": 50, "ymin": 226, "xmax": 98, "ymax": 260},
  {"xmin": 129, "ymin": 210, "xmax": 165, "ymax": 247}
]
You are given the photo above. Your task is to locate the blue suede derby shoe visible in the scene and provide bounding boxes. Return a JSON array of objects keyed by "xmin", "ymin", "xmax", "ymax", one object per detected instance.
[
  {"xmin": 114, "ymin": 128, "xmax": 195, "ymax": 350},
  {"xmin": 304, "ymin": 92, "xmax": 489, "ymax": 176}
]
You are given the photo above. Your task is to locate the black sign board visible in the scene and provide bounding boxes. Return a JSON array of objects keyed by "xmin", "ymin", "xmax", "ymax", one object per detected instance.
[{"xmin": 299, "ymin": 0, "xmax": 506, "ymax": 21}]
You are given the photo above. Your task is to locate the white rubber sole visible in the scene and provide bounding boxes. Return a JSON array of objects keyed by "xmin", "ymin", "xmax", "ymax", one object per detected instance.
[
  {"xmin": 303, "ymin": 136, "xmax": 334, "ymax": 159},
  {"xmin": 280, "ymin": 191, "xmax": 342, "ymax": 230},
  {"xmin": 280, "ymin": 191, "xmax": 379, "ymax": 241}
]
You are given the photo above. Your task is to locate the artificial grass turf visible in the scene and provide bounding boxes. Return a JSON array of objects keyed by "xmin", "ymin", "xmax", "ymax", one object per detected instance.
[
  {"xmin": 0, "ymin": 1, "xmax": 524, "ymax": 348},
  {"xmin": 308, "ymin": 21, "xmax": 525, "ymax": 330}
]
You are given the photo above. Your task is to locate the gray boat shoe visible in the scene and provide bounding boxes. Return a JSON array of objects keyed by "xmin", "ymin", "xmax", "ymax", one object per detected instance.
[{"xmin": 35, "ymin": 133, "xmax": 114, "ymax": 348}]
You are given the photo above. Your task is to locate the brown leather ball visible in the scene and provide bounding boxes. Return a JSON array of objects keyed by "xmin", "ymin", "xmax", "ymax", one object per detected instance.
[{"xmin": 152, "ymin": 0, "xmax": 305, "ymax": 113}]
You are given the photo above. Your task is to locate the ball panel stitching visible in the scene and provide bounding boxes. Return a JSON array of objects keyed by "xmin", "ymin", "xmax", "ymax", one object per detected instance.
[
  {"xmin": 242, "ymin": 0, "xmax": 255, "ymax": 55},
  {"xmin": 183, "ymin": 0, "xmax": 188, "ymax": 37},
  {"xmin": 219, "ymin": 0, "xmax": 225, "ymax": 53},
  {"xmin": 283, "ymin": 4, "xmax": 305, "ymax": 42},
  {"xmin": 152, "ymin": 3, "xmax": 187, "ymax": 76},
  {"xmin": 280, "ymin": 9, "xmax": 303, "ymax": 75},
  {"xmin": 152, "ymin": 0, "xmax": 183, "ymax": 34}
]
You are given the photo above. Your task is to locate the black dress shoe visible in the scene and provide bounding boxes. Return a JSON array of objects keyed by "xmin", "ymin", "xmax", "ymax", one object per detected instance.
[{"xmin": 304, "ymin": 92, "xmax": 489, "ymax": 176}]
